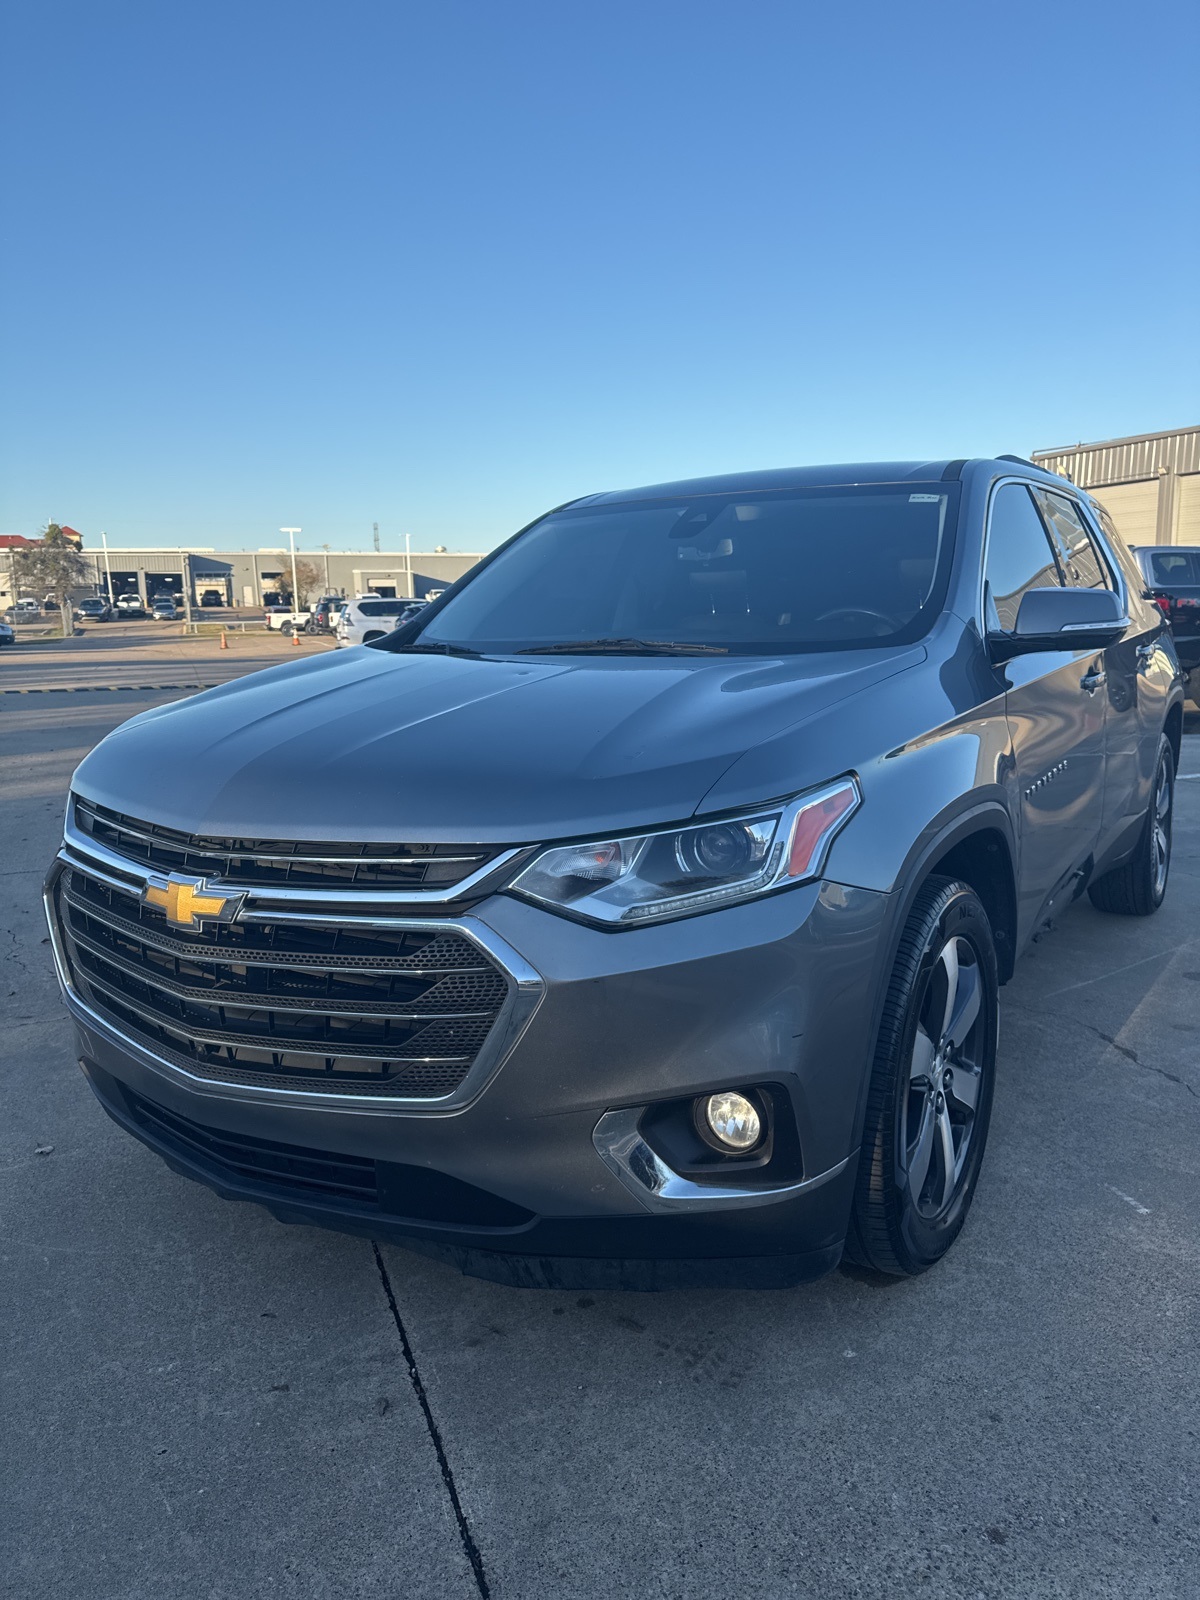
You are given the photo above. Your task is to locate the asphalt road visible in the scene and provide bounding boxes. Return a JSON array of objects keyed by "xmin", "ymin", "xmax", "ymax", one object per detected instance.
[{"xmin": 3, "ymin": 665, "xmax": 1199, "ymax": 1599}]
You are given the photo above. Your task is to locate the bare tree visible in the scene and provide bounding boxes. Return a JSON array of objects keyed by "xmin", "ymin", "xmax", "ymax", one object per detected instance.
[
  {"xmin": 10, "ymin": 525, "xmax": 90, "ymax": 637},
  {"xmin": 291, "ymin": 559, "xmax": 321, "ymax": 609}
]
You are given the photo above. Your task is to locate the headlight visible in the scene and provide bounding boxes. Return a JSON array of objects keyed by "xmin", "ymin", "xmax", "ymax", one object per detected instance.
[{"xmin": 508, "ymin": 777, "xmax": 861, "ymax": 927}]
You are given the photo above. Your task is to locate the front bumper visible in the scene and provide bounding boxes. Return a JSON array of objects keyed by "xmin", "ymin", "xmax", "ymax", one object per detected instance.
[{"xmin": 50, "ymin": 863, "xmax": 892, "ymax": 1288}]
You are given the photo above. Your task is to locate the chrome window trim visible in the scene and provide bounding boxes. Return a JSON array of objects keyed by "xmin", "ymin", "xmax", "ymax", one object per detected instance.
[
  {"xmin": 45, "ymin": 853, "xmax": 545, "ymax": 1117},
  {"xmin": 63, "ymin": 806, "xmax": 525, "ymax": 906},
  {"xmin": 592, "ymin": 1107, "xmax": 851, "ymax": 1212}
]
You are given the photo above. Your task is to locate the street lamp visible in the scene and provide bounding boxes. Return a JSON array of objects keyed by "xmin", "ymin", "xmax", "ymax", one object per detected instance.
[
  {"xmin": 280, "ymin": 528, "xmax": 301, "ymax": 609},
  {"xmin": 100, "ymin": 531, "xmax": 114, "ymax": 602}
]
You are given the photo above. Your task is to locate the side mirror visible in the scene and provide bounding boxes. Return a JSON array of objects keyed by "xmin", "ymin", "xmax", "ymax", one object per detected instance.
[{"xmin": 988, "ymin": 587, "xmax": 1129, "ymax": 663}]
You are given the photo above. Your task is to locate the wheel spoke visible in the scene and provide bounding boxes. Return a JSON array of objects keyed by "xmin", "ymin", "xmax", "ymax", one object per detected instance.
[
  {"xmin": 1157, "ymin": 779, "xmax": 1170, "ymax": 821},
  {"xmin": 944, "ymin": 963, "xmax": 981, "ymax": 1052},
  {"xmin": 936, "ymin": 939, "xmax": 960, "ymax": 1041},
  {"xmin": 934, "ymin": 1103, "xmax": 957, "ymax": 1206},
  {"xmin": 946, "ymin": 1060, "xmax": 981, "ymax": 1114},
  {"xmin": 906, "ymin": 1100, "xmax": 936, "ymax": 1202},
  {"xmin": 910, "ymin": 1025, "xmax": 936, "ymax": 1084}
]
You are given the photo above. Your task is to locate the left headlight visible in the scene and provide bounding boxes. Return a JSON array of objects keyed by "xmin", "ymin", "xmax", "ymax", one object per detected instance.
[{"xmin": 507, "ymin": 777, "xmax": 861, "ymax": 928}]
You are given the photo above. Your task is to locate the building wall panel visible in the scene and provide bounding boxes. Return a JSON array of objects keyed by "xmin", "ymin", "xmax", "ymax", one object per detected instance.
[{"xmin": 1086, "ymin": 481, "xmax": 1159, "ymax": 547}]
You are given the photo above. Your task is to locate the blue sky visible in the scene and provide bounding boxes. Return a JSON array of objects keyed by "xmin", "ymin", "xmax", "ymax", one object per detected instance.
[{"xmin": 2, "ymin": 0, "xmax": 1196, "ymax": 553}]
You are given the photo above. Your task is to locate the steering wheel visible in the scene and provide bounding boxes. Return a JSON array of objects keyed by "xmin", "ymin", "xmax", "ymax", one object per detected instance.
[{"xmin": 813, "ymin": 606, "xmax": 897, "ymax": 631}]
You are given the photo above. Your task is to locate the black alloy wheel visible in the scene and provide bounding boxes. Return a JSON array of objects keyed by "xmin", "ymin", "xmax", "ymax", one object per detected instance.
[{"xmin": 845, "ymin": 877, "xmax": 999, "ymax": 1276}]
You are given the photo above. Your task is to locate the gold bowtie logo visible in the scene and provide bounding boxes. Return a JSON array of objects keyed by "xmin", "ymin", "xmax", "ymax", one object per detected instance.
[{"xmin": 143, "ymin": 874, "xmax": 238, "ymax": 930}]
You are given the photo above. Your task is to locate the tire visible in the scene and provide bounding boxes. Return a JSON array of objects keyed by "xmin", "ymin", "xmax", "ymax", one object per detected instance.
[
  {"xmin": 1087, "ymin": 736, "xmax": 1174, "ymax": 917},
  {"xmin": 845, "ymin": 876, "xmax": 999, "ymax": 1277}
]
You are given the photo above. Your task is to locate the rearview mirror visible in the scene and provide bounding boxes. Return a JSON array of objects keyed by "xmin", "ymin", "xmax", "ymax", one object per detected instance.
[{"xmin": 988, "ymin": 586, "xmax": 1129, "ymax": 663}]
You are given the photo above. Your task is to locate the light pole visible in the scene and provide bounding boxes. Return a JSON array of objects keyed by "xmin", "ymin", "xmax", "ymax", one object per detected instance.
[
  {"xmin": 281, "ymin": 528, "xmax": 301, "ymax": 609},
  {"xmin": 405, "ymin": 531, "xmax": 412, "ymax": 598},
  {"xmin": 100, "ymin": 531, "xmax": 114, "ymax": 603}
]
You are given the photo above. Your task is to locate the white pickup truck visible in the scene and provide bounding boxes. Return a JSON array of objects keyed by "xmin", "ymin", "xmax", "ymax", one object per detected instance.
[{"xmin": 264, "ymin": 607, "xmax": 312, "ymax": 632}]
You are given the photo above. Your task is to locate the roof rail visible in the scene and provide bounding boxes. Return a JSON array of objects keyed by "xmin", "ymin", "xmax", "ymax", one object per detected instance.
[
  {"xmin": 940, "ymin": 459, "xmax": 966, "ymax": 481},
  {"xmin": 996, "ymin": 453, "xmax": 1039, "ymax": 469}
]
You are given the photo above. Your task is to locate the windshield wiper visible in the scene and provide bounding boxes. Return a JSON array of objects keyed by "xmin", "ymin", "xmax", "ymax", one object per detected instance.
[
  {"xmin": 389, "ymin": 640, "xmax": 483, "ymax": 658},
  {"xmin": 518, "ymin": 638, "xmax": 729, "ymax": 656}
]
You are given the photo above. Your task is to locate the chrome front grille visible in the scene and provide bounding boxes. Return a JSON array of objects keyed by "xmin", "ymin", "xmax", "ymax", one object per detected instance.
[
  {"xmin": 73, "ymin": 796, "xmax": 506, "ymax": 892},
  {"xmin": 49, "ymin": 804, "xmax": 542, "ymax": 1106}
]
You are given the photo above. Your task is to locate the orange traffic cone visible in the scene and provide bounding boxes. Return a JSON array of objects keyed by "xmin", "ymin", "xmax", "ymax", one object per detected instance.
[
  {"xmin": 291, "ymin": 628, "xmax": 301, "ymax": 645},
  {"xmin": 220, "ymin": 629, "xmax": 228, "ymax": 650}
]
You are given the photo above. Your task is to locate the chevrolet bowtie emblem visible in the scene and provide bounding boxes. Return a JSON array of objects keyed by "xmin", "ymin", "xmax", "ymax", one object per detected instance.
[{"xmin": 142, "ymin": 873, "xmax": 240, "ymax": 930}]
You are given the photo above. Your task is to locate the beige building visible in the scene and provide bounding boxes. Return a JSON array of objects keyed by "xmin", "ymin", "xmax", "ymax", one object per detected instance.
[{"xmin": 1032, "ymin": 426, "xmax": 1200, "ymax": 549}]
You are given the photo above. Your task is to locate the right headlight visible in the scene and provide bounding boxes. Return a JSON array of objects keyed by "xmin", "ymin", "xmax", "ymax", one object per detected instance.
[{"xmin": 507, "ymin": 777, "xmax": 861, "ymax": 928}]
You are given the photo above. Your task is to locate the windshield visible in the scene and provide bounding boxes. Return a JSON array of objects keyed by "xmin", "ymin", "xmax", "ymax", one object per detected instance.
[{"xmin": 417, "ymin": 484, "xmax": 958, "ymax": 655}]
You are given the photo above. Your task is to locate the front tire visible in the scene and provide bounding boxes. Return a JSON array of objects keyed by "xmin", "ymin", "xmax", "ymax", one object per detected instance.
[
  {"xmin": 845, "ymin": 877, "xmax": 999, "ymax": 1277},
  {"xmin": 1088, "ymin": 735, "xmax": 1174, "ymax": 917}
]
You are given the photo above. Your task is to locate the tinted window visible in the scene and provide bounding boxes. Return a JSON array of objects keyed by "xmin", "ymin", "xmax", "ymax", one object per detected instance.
[
  {"xmin": 418, "ymin": 484, "xmax": 959, "ymax": 654},
  {"xmin": 357, "ymin": 599, "xmax": 406, "ymax": 617},
  {"xmin": 1034, "ymin": 490, "xmax": 1112, "ymax": 591},
  {"xmin": 984, "ymin": 484, "xmax": 1063, "ymax": 631},
  {"xmin": 1148, "ymin": 550, "xmax": 1200, "ymax": 586}
]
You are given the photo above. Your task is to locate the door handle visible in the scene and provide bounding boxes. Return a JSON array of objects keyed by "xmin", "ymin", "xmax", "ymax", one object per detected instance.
[{"xmin": 1080, "ymin": 668, "xmax": 1107, "ymax": 694}]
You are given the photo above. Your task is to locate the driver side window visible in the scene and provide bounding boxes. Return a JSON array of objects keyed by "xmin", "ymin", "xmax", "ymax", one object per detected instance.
[{"xmin": 984, "ymin": 483, "xmax": 1063, "ymax": 631}]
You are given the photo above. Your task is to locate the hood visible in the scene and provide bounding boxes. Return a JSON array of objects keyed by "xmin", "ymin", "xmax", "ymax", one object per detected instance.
[{"xmin": 73, "ymin": 644, "xmax": 924, "ymax": 844}]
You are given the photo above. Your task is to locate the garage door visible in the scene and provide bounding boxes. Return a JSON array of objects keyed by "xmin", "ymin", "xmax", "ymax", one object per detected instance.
[
  {"xmin": 1087, "ymin": 480, "xmax": 1159, "ymax": 548},
  {"xmin": 1176, "ymin": 474, "xmax": 1200, "ymax": 545}
]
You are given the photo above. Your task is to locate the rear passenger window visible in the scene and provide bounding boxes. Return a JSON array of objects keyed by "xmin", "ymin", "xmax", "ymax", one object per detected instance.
[
  {"xmin": 984, "ymin": 484, "xmax": 1063, "ymax": 631},
  {"xmin": 1033, "ymin": 490, "xmax": 1113, "ymax": 591}
]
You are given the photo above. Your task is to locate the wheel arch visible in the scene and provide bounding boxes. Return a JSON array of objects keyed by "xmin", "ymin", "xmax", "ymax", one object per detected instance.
[{"xmin": 889, "ymin": 804, "xmax": 1018, "ymax": 984}]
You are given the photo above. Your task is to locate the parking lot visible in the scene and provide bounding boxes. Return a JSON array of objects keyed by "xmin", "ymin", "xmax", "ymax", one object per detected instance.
[{"xmin": 3, "ymin": 645, "xmax": 1198, "ymax": 1599}]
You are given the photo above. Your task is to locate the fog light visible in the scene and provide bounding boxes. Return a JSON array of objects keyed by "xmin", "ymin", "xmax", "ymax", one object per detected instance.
[{"xmin": 701, "ymin": 1091, "xmax": 763, "ymax": 1153}]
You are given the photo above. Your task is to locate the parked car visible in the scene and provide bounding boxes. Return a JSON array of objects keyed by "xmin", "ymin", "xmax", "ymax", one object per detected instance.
[
  {"xmin": 305, "ymin": 597, "xmax": 346, "ymax": 633},
  {"xmin": 115, "ymin": 594, "xmax": 146, "ymax": 618},
  {"xmin": 1130, "ymin": 545, "xmax": 1200, "ymax": 706},
  {"xmin": 0, "ymin": 620, "xmax": 14, "ymax": 647},
  {"xmin": 47, "ymin": 457, "xmax": 1183, "ymax": 1290},
  {"xmin": 75, "ymin": 598, "xmax": 113, "ymax": 622},
  {"xmin": 11, "ymin": 598, "xmax": 41, "ymax": 619},
  {"xmin": 42, "ymin": 596, "xmax": 60, "ymax": 611},
  {"xmin": 199, "ymin": 591, "xmax": 225, "ymax": 607},
  {"xmin": 151, "ymin": 597, "xmax": 178, "ymax": 621},
  {"xmin": 334, "ymin": 594, "xmax": 411, "ymax": 646}
]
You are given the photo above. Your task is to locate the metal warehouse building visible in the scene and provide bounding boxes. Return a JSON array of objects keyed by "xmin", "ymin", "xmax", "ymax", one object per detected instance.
[{"xmin": 1032, "ymin": 426, "xmax": 1200, "ymax": 549}]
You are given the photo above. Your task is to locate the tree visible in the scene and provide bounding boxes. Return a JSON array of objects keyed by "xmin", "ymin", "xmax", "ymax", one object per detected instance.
[
  {"xmin": 11, "ymin": 524, "xmax": 91, "ymax": 637},
  {"xmin": 291, "ymin": 559, "xmax": 322, "ymax": 609}
]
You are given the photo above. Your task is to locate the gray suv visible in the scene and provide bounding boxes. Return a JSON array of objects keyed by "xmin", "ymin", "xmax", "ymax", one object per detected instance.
[{"xmin": 45, "ymin": 459, "xmax": 1183, "ymax": 1289}]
